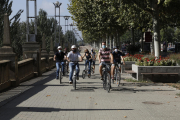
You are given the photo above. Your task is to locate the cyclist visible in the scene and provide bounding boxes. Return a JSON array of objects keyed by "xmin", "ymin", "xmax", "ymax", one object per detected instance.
[
  {"xmin": 98, "ymin": 41, "xmax": 113, "ymax": 80},
  {"xmin": 82, "ymin": 49, "xmax": 92, "ymax": 77},
  {"xmin": 67, "ymin": 45, "xmax": 83, "ymax": 84},
  {"xmin": 64, "ymin": 48, "xmax": 69, "ymax": 73},
  {"xmin": 54, "ymin": 46, "xmax": 66, "ymax": 79},
  {"xmin": 91, "ymin": 48, "xmax": 96, "ymax": 73},
  {"xmin": 111, "ymin": 47, "xmax": 125, "ymax": 80}
]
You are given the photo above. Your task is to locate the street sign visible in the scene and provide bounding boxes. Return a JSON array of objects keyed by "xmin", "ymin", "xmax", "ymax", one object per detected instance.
[{"xmin": 144, "ymin": 32, "xmax": 152, "ymax": 42}]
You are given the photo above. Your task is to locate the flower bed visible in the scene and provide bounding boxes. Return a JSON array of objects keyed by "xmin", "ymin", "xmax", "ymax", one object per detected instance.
[
  {"xmin": 123, "ymin": 53, "xmax": 177, "ymax": 66},
  {"xmin": 136, "ymin": 56, "xmax": 176, "ymax": 66},
  {"xmin": 123, "ymin": 53, "xmax": 143, "ymax": 62}
]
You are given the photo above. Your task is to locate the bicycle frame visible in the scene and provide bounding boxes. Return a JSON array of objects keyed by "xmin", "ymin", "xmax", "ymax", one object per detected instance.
[{"xmin": 102, "ymin": 63, "xmax": 111, "ymax": 92}]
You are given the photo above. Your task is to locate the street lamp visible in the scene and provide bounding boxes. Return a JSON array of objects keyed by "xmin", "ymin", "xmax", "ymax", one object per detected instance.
[
  {"xmin": 53, "ymin": 1, "xmax": 62, "ymax": 46},
  {"xmin": 64, "ymin": 16, "xmax": 70, "ymax": 33},
  {"xmin": 69, "ymin": 23, "xmax": 73, "ymax": 45}
]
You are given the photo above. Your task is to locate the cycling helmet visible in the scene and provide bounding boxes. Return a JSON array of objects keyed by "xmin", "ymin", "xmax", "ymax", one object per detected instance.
[
  {"xmin": 71, "ymin": 45, "xmax": 76, "ymax": 49},
  {"xmin": 57, "ymin": 46, "xmax": 62, "ymax": 49}
]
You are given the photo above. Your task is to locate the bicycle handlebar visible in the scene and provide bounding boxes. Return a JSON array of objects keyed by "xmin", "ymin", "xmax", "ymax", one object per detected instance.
[{"xmin": 70, "ymin": 61, "xmax": 80, "ymax": 62}]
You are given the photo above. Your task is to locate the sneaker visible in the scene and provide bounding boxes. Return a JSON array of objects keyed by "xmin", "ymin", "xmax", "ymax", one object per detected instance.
[
  {"xmin": 111, "ymin": 77, "xmax": 115, "ymax": 80},
  {"xmin": 100, "ymin": 76, "xmax": 104, "ymax": 80},
  {"xmin": 77, "ymin": 76, "xmax": 79, "ymax": 80},
  {"xmin": 56, "ymin": 77, "xmax": 59, "ymax": 80},
  {"xmin": 69, "ymin": 81, "xmax": 72, "ymax": 84},
  {"xmin": 88, "ymin": 74, "xmax": 90, "ymax": 77}
]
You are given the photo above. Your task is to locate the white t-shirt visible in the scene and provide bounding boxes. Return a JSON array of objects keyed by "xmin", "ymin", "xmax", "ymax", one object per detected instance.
[{"xmin": 67, "ymin": 51, "xmax": 81, "ymax": 62}]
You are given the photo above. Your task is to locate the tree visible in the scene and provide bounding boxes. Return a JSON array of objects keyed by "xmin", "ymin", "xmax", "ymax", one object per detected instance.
[
  {"xmin": 121, "ymin": 0, "xmax": 180, "ymax": 58},
  {"xmin": 0, "ymin": 0, "xmax": 23, "ymax": 49}
]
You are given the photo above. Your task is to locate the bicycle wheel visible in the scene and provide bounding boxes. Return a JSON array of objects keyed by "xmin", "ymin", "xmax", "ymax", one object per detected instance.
[
  {"xmin": 106, "ymin": 73, "xmax": 111, "ymax": 93},
  {"xmin": 73, "ymin": 72, "xmax": 76, "ymax": 90},
  {"xmin": 91, "ymin": 67, "xmax": 94, "ymax": 74},
  {"xmin": 116, "ymin": 70, "xmax": 121, "ymax": 86},
  {"xmin": 59, "ymin": 70, "xmax": 62, "ymax": 84},
  {"xmin": 113, "ymin": 69, "xmax": 117, "ymax": 84},
  {"xmin": 64, "ymin": 65, "xmax": 67, "ymax": 76},
  {"xmin": 82, "ymin": 70, "xmax": 86, "ymax": 79},
  {"xmin": 102, "ymin": 70, "xmax": 106, "ymax": 90}
]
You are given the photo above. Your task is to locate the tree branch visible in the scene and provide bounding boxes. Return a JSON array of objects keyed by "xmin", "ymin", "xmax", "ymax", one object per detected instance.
[
  {"xmin": 131, "ymin": 0, "xmax": 153, "ymax": 15},
  {"xmin": 158, "ymin": 0, "xmax": 165, "ymax": 9}
]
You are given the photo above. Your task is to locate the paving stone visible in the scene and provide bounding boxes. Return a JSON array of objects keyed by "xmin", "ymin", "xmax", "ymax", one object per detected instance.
[{"xmin": 0, "ymin": 64, "xmax": 180, "ymax": 120}]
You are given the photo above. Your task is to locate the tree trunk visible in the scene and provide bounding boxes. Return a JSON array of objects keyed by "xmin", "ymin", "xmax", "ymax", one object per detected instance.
[
  {"xmin": 153, "ymin": 0, "xmax": 160, "ymax": 58},
  {"xmin": 132, "ymin": 27, "xmax": 135, "ymax": 45},
  {"xmin": 106, "ymin": 34, "xmax": 108, "ymax": 47},
  {"xmin": 141, "ymin": 32, "xmax": 144, "ymax": 52}
]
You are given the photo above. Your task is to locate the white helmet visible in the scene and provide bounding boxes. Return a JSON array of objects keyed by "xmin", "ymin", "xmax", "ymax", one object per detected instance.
[
  {"xmin": 57, "ymin": 46, "xmax": 62, "ymax": 49},
  {"xmin": 71, "ymin": 45, "xmax": 76, "ymax": 49}
]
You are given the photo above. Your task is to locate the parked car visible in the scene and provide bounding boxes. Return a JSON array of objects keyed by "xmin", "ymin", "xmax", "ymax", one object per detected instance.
[{"xmin": 168, "ymin": 47, "xmax": 175, "ymax": 52}]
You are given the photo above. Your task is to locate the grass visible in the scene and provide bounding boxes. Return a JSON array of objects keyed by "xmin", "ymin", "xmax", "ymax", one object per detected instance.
[{"xmin": 166, "ymin": 83, "xmax": 180, "ymax": 90}]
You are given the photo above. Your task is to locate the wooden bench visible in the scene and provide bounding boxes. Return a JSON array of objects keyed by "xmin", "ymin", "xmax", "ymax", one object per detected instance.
[
  {"xmin": 124, "ymin": 70, "xmax": 136, "ymax": 74},
  {"xmin": 141, "ymin": 73, "xmax": 179, "ymax": 82}
]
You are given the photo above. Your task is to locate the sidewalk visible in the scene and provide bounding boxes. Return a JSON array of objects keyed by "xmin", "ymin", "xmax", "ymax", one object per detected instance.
[{"xmin": 0, "ymin": 64, "xmax": 180, "ymax": 120}]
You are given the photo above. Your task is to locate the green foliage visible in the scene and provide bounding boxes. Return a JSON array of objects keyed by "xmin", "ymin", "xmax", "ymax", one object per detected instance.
[
  {"xmin": 0, "ymin": 0, "xmax": 23, "ymax": 60},
  {"xmin": 168, "ymin": 53, "xmax": 180, "ymax": 65},
  {"xmin": 160, "ymin": 27, "xmax": 176, "ymax": 43},
  {"xmin": 126, "ymin": 44, "xmax": 141, "ymax": 55}
]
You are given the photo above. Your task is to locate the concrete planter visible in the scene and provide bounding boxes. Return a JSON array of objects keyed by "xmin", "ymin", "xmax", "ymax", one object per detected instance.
[
  {"xmin": 132, "ymin": 64, "xmax": 180, "ymax": 82},
  {"xmin": 122, "ymin": 61, "xmax": 136, "ymax": 73}
]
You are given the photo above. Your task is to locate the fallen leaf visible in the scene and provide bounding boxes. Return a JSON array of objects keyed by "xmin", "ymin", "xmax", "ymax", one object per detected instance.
[
  {"xmin": 89, "ymin": 97, "xmax": 91, "ymax": 98},
  {"xmin": 124, "ymin": 116, "xmax": 127, "ymax": 118},
  {"xmin": 46, "ymin": 95, "xmax": 51, "ymax": 97},
  {"xmin": 175, "ymin": 96, "xmax": 178, "ymax": 98},
  {"xmin": 76, "ymin": 97, "xmax": 79, "ymax": 99},
  {"xmin": 167, "ymin": 102, "xmax": 170, "ymax": 103},
  {"xmin": 95, "ymin": 103, "xmax": 97, "ymax": 105}
]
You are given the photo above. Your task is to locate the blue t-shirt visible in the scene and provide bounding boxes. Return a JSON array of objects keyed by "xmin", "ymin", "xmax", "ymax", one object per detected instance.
[{"xmin": 112, "ymin": 51, "xmax": 123, "ymax": 63}]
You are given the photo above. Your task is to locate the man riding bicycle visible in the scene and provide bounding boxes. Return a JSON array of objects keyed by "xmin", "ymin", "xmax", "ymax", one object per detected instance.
[
  {"xmin": 82, "ymin": 49, "xmax": 92, "ymax": 77},
  {"xmin": 98, "ymin": 41, "xmax": 113, "ymax": 80},
  {"xmin": 91, "ymin": 48, "xmax": 96, "ymax": 73},
  {"xmin": 54, "ymin": 46, "xmax": 66, "ymax": 79},
  {"xmin": 111, "ymin": 47, "xmax": 125, "ymax": 80},
  {"xmin": 67, "ymin": 45, "xmax": 83, "ymax": 84}
]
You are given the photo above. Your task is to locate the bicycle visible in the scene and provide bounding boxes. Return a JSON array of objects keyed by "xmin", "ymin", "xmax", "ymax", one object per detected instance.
[
  {"xmin": 91, "ymin": 66, "xmax": 94, "ymax": 74},
  {"xmin": 58, "ymin": 62, "xmax": 64, "ymax": 84},
  {"xmin": 102, "ymin": 63, "xmax": 111, "ymax": 93},
  {"xmin": 82, "ymin": 60, "xmax": 91, "ymax": 79},
  {"xmin": 63, "ymin": 61, "xmax": 68, "ymax": 76},
  {"xmin": 71, "ymin": 61, "xmax": 79, "ymax": 90},
  {"xmin": 113, "ymin": 63, "xmax": 121, "ymax": 86}
]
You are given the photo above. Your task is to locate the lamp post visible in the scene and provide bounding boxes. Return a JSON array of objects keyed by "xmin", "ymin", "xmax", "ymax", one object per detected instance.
[
  {"xmin": 53, "ymin": 1, "xmax": 62, "ymax": 47},
  {"xmin": 64, "ymin": 16, "xmax": 70, "ymax": 33},
  {"xmin": 69, "ymin": 23, "xmax": 73, "ymax": 45}
]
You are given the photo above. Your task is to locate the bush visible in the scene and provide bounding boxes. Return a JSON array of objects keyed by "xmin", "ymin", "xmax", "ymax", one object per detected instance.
[{"xmin": 168, "ymin": 53, "xmax": 180, "ymax": 65}]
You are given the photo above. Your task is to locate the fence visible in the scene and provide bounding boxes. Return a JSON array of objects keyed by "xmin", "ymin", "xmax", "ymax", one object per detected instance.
[{"xmin": 0, "ymin": 57, "xmax": 55, "ymax": 91}]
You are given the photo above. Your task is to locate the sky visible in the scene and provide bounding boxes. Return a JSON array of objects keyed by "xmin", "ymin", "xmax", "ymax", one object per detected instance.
[{"xmin": 10, "ymin": 0, "xmax": 82, "ymax": 40}]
